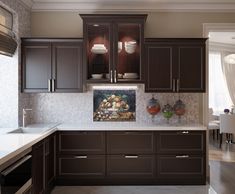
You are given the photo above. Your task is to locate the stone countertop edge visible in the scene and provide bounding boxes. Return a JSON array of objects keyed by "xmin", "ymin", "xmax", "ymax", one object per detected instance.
[{"xmin": 57, "ymin": 124, "xmax": 207, "ymax": 131}]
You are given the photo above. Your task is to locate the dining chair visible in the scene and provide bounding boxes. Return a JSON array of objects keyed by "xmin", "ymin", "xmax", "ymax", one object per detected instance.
[
  {"xmin": 219, "ymin": 113, "xmax": 235, "ymax": 148},
  {"xmin": 208, "ymin": 108, "xmax": 220, "ymax": 140}
]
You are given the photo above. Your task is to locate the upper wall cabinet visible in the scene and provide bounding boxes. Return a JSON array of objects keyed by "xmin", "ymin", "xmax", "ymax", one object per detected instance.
[
  {"xmin": 80, "ymin": 14, "xmax": 147, "ymax": 83},
  {"xmin": 145, "ymin": 38, "xmax": 207, "ymax": 93},
  {"xmin": 21, "ymin": 38, "xmax": 83, "ymax": 93}
]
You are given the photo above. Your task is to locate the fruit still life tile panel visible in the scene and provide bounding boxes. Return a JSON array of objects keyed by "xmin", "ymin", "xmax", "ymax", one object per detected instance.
[{"xmin": 93, "ymin": 90, "xmax": 136, "ymax": 121}]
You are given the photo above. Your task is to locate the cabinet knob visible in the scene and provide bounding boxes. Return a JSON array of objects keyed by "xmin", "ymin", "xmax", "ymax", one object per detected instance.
[{"xmin": 182, "ymin": 131, "xmax": 189, "ymax": 134}]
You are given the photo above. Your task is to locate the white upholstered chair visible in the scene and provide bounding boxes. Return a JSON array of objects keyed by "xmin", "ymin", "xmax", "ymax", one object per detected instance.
[
  {"xmin": 219, "ymin": 113, "xmax": 235, "ymax": 147},
  {"xmin": 208, "ymin": 108, "xmax": 220, "ymax": 140}
]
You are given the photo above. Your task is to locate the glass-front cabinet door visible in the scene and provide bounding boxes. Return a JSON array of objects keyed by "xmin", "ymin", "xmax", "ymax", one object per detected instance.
[
  {"xmin": 116, "ymin": 23, "xmax": 142, "ymax": 82},
  {"xmin": 81, "ymin": 14, "xmax": 147, "ymax": 84},
  {"xmin": 86, "ymin": 23, "xmax": 112, "ymax": 82}
]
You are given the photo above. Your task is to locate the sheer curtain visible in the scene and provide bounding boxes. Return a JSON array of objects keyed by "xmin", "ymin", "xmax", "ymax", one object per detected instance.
[
  {"xmin": 209, "ymin": 51, "xmax": 232, "ymax": 115},
  {"xmin": 221, "ymin": 52, "xmax": 235, "ymax": 107}
]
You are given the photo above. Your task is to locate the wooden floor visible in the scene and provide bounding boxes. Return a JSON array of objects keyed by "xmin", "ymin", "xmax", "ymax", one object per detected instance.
[{"xmin": 209, "ymin": 132, "xmax": 235, "ymax": 194}]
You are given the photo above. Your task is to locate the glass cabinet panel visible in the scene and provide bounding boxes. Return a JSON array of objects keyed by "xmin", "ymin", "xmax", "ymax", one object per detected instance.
[
  {"xmin": 117, "ymin": 23, "xmax": 141, "ymax": 81},
  {"xmin": 87, "ymin": 23, "xmax": 111, "ymax": 80}
]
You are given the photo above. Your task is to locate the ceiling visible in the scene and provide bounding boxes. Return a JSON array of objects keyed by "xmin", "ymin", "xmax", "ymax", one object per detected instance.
[
  {"xmin": 20, "ymin": 0, "xmax": 235, "ymax": 12},
  {"xmin": 209, "ymin": 32, "xmax": 235, "ymax": 45}
]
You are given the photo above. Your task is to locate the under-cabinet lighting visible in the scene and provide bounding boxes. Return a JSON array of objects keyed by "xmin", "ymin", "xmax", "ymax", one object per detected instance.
[{"xmin": 92, "ymin": 85, "xmax": 138, "ymax": 90}]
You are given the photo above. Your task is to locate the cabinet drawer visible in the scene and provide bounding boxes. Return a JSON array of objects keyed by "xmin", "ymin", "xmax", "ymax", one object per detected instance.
[
  {"xmin": 157, "ymin": 131, "xmax": 205, "ymax": 154},
  {"xmin": 58, "ymin": 131, "xmax": 105, "ymax": 154},
  {"xmin": 107, "ymin": 155, "xmax": 155, "ymax": 179},
  {"xmin": 58, "ymin": 155, "xmax": 105, "ymax": 178},
  {"xmin": 157, "ymin": 155, "xmax": 205, "ymax": 180},
  {"xmin": 107, "ymin": 132, "xmax": 154, "ymax": 154}
]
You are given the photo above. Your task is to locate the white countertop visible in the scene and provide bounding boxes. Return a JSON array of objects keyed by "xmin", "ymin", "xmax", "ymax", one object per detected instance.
[
  {"xmin": 0, "ymin": 123, "xmax": 58, "ymax": 167},
  {"xmin": 0, "ymin": 122, "xmax": 206, "ymax": 168},
  {"xmin": 58, "ymin": 123, "xmax": 207, "ymax": 131}
]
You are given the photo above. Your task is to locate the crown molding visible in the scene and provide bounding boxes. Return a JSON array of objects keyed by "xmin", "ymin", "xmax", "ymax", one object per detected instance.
[
  {"xmin": 30, "ymin": 2, "xmax": 235, "ymax": 12},
  {"xmin": 19, "ymin": 0, "xmax": 34, "ymax": 9}
]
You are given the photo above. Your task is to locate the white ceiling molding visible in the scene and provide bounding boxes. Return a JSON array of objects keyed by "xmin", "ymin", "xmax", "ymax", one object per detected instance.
[
  {"xmin": 209, "ymin": 42, "xmax": 235, "ymax": 53},
  {"xmin": 23, "ymin": 1, "xmax": 235, "ymax": 12}
]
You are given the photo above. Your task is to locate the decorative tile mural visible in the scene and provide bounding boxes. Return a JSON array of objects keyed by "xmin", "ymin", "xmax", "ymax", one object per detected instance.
[{"xmin": 93, "ymin": 90, "xmax": 136, "ymax": 122}]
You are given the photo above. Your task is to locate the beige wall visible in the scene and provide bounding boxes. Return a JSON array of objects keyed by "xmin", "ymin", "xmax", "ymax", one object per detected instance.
[{"xmin": 31, "ymin": 11, "xmax": 235, "ymax": 37}]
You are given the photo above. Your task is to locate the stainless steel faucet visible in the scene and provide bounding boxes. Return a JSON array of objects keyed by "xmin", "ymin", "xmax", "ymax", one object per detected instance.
[{"xmin": 23, "ymin": 108, "xmax": 32, "ymax": 128}]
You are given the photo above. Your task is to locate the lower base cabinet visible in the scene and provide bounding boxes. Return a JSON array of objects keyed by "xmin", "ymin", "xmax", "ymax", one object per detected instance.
[
  {"xmin": 58, "ymin": 155, "xmax": 105, "ymax": 177},
  {"xmin": 55, "ymin": 131, "xmax": 206, "ymax": 185},
  {"xmin": 157, "ymin": 154, "xmax": 206, "ymax": 184},
  {"xmin": 107, "ymin": 155, "xmax": 155, "ymax": 179},
  {"xmin": 32, "ymin": 132, "xmax": 56, "ymax": 194}
]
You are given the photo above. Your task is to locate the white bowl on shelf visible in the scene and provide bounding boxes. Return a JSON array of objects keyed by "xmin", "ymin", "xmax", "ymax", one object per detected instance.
[
  {"xmin": 91, "ymin": 44, "xmax": 108, "ymax": 54},
  {"xmin": 91, "ymin": 74, "xmax": 103, "ymax": 79}
]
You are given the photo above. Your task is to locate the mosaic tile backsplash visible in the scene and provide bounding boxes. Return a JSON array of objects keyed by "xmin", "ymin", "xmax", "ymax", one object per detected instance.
[{"xmin": 28, "ymin": 85, "xmax": 200, "ymax": 126}]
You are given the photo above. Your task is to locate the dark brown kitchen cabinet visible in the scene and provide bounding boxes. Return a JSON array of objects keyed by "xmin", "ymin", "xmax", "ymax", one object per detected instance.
[
  {"xmin": 21, "ymin": 38, "xmax": 83, "ymax": 93},
  {"xmin": 32, "ymin": 132, "xmax": 56, "ymax": 194},
  {"xmin": 32, "ymin": 140, "xmax": 44, "ymax": 194},
  {"xmin": 57, "ymin": 131, "xmax": 106, "ymax": 184},
  {"xmin": 145, "ymin": 38, "xmax": 206, "ymax": 92},
  {"xmin": 80, "ymin": 14, "xmax": 147, "ymax": 83},
  {"xmin": 58, "ymin": 155, "xmax": 105, "ymax": 178},
  {"xmin": 107, "ymin": 131, "xmax": 154, "ymax": 154},
  {"xmin": 45, "ymin": 133, "xmax": 56, "ymax": 193},
  {"xmin": 58, "ymin": 131, "xmax": 105, "ymax": 155},
  {"xmin": 156, "ymin": 130, "xmax": 206, "ymax": 184},
  {"xmin": 56, "ymin": 130, "xmax": 206, "ymax": 185},
  {"xmin": 157, "ymin": 131, "xmax": 206, "ymax": 154},
  {"xmin": 157, "ymin": 154, "xmax": 206, "ymax": 184},
  {"xmin": 107, "ymin": 155, "xmax": 155, "ymax": 179}
]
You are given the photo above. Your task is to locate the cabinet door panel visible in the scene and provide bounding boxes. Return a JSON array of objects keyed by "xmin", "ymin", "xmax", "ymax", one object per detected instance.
[
  {"xmin": 32, "ymin": 141, "xmax": 44, "ymax": 194},
  {"xmin": 178, "ymin": 45, "xmax": 205, "ymax": 92},
  {"xmin": 157, "ymin": 131, "xmax": 205, "ymax": 154},
  {"xmin": 53, "ymin": 41, "xmax": 83, "ymax": 92},
  {"xmin": 22, "ymin": 43, "xmax": 51, "ymax": 92},
  {"xmin": 58, "ymin": 132, "xmax": 105, "ymax": 154},
  {"xmin": 107, "ymin": 132, "xmax": 154, "ymax": 154},
  {"xmin": 157, "ymin": 155, "xmax": 206, "ymax": 182},
  {"xmin": 107, "ymin": 155, "xmax": 155, "ymax": 179},
  {"xmin": 145, "ymin": 45, "xmax": 173, "ymax": 92},
  {"xmin": 58, "ymin": 155, "xmax": 105, "ymax": 178},
  {"xmin": 45, "ymin": 133, "xmax": 56, "ymax": 192}
]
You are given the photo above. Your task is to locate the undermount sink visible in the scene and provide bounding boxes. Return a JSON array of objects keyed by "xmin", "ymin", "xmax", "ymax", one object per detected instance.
[{"xmin": 8, "ymin": 127, "xmax": 50, "ymax": 134}]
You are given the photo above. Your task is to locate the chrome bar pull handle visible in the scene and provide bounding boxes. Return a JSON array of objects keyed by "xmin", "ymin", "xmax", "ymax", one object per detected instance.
[
  {"xmin": 52, "ymin": 79, "xmax": 55, "ymax": 92},
  {"xmin": 48, "ymin": 79, "xmax": 51, "ymax": 92},
  {"xmin": 125, "ymin": 155, "xmax": 139, "ymax": 159},
  {"xmin": 110, "ymin": 70, "xmax": 113, "ymax": 83},
  {"xmin": 176, "ymin": 155, "xmax": 189, "ymax": 159},
  {"xmin": 114, "ymin": 69, "xmax": 117, "ymax": 83},
  {"xmin": 177, "ymin": 79, "xmax": 180, "ymax": 92},
  {"xmin": 173, "ymin": 79, "xmax": 176, "ymax": 92},
  {"xmin": 74, "ymin": 155, "xmax": 87, "ymax": 159},
  {"xmin": 182, "ymin": 131, "xmax": 189, "ymax": 134}
]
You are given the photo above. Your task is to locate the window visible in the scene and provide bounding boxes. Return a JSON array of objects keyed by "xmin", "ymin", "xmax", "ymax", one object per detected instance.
[{"xmin": 209, "ymin": 51, "xmax": 232, "ymax": 115}]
